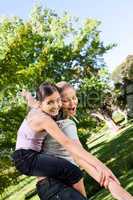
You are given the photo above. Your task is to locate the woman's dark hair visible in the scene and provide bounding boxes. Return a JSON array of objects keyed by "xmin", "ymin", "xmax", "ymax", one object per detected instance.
[{"xmin": 36, "ymin": 82, "xmax": 60, "ymax": 102}]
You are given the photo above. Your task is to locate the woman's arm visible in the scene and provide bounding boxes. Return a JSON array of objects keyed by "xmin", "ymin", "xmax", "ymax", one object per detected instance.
[
  {"xmin": 76, "ymin": 158, "xmax": 133, "ymax": 200},
  {"xmin": 63, "ymin": 124, "xmax": 133, "ymax": 199},
  {"xmin": 28, "ymin": 110, "xmax": 119, "ymax": 188}
]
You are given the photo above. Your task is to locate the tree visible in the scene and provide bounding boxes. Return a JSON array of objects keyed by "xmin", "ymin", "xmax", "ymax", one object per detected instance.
[
  {"xmin": 112, "ymin": 55, "xmax": 133, "ymax": 119},
  {"xmin": 77, "ymin": 68, "xmax": 120, "ymax": 132},
  {"xmin": 112, "ymin": 55, "xmax": 133, "ymax": 82}
]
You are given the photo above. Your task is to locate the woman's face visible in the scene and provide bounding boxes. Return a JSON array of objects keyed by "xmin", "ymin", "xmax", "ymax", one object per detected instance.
[
  {"xmin": 40, "ymin": 91, "xmax": 62, "ymax": 116},
  {"xmin": 61, "ymin": 87, "xmax": 78, "ymax": 117}
]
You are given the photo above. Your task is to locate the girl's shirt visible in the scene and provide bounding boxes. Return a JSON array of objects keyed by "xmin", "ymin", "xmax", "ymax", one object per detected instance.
[
  {"xmin": 15, "ymin": 108, "xmax": 79, "ymax": 165},
  {"xmin": 43, "ymin": 119, "xmax": 79, "ymax": 165},
  {"xmin": 15, "ymin": 109, "xmax": 47, "ymax": 152}
]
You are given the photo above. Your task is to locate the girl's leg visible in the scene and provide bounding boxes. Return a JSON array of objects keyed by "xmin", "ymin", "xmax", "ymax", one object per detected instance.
[
  {"xmin": 13, "ymin": 150, "xmax": 85, "ymax": 196},
  {"xmin": 30, "ymin": 153, "xmax": 83, "ymax": 186},
  {"xmin": 34, "ymin": 153, "xmax": 87, "ymax": 196}
]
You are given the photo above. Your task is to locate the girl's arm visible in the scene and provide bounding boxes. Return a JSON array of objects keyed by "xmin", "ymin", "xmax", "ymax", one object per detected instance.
[{"xmin": 28, "ymin": 110, "xmax": 119, "ymax": 188}]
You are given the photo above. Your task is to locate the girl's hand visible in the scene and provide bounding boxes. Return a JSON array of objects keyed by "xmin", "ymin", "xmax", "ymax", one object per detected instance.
[
  {"xmin": 96, "ymin": 164, "xmax": 120, "ymax": 188},
  {"xmin": 20, "ymin": 90, "xmax": 39, "ymax": 108},
  {"xmin": 20, "ymin": 90, "xmax": 31, "ymax": 99}
]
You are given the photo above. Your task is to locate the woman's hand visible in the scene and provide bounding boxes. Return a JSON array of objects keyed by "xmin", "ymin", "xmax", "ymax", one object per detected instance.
[{"xmin": 96, "ymin": 163, "xmax": 120, "ymax": 188}]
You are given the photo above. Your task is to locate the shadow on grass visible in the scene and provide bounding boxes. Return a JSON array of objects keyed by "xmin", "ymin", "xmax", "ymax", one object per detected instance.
[
  {"xmin": 95, "ymin": 126, "xmax": 133, "ymax": 177},
  {"xmin": 2, "ymin": 125, "xmax": 133, "ymax": 200},
  {"xmin": 1, "ymin": 176, "xmax": 35, "ymax": 200},
  {"xmin": 85, "ymin": 125, "xmax": 133, "ymax": 198},
  {"xmin": 89, "ymin": 169, "xmax": 133, "ymax": 200}
]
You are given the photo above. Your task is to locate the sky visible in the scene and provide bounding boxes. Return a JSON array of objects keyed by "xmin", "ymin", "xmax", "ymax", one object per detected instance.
[{"xmin": 0, "ymin": 0, "xmax": 133, "ymax": 72}]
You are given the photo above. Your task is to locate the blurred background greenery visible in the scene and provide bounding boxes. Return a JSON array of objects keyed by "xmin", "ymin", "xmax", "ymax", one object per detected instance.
[{"xmin": 0, "ymin": 3, "xmax": 133, "ymax": 200}]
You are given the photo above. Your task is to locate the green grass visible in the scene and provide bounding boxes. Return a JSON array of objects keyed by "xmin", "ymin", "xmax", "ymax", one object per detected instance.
[
  {"xmin": 1, "ymin": 176, "xmax": 39, "ymax": 200},
  {"xmin": 89, "ymin": 169, "xmax": 133, "ymax": 200},
  {"xmin": 1, "ymin": 124, "xmax": 133, "ymax": 200},
  {"xmin": 86, "ymin": 124, "xmax": 133, "ymax": 199}
]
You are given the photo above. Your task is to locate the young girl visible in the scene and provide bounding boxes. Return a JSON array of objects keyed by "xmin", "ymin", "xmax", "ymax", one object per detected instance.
[
  {"xmin": 23, "ymin": 81, "xmax": 133, "ymax": 200},
  {"xmin": 12, "ymin": 83, "xmax": 85, "ymax": 193}
]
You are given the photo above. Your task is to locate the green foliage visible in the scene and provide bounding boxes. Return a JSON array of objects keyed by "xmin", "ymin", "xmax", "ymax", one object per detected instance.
[
  {"xmin": 111, "ymin": 55, "xmax": 133, "ymax": 118},
  {"xmin": 0, "ymin": 105, "xmax": 27, "ymax": 194},
  {"xmin": 112, "ymin": 55, "xmax": 133, "ymax": 83},
  {"xmin": 77, "ymin": 68, "xmax": 114, "ymax": 123}
]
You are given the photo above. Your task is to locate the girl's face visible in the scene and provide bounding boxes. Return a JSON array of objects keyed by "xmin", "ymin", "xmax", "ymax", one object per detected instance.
[
  {"xmin": 40, "ymin": 91, "xmax": 62, "ymax": 116},
  {"xmin": 61, "ymin": 87, "xmax": 78, "ymax": 117}
]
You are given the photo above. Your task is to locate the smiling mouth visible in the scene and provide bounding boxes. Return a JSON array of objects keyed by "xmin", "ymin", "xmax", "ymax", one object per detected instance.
[
  {"xmin": 51, "ymin": 110, "xmax": 58, "ymax": 113},
  {"xmin": 50, "ymin": 109, "xmax": 59, "ymax": 114}
]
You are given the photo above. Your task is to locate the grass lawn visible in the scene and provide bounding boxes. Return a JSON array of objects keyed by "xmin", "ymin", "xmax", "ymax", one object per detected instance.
[
  {"xmin": 87, "ymin": 124, "xmax": 133, "ymax": 199},
  {"xmin": 1, "ymin": 124, "xmax": 133, "ymax": 200},
  {"xmin": 1, "ymin": 176, "xmax": 38, "ymax": 200}
]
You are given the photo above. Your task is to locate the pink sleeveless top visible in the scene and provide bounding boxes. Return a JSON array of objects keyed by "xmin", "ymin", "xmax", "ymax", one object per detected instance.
[{"xmin": 15, "ymin": 118, "xmax": 47, "ymax": 152}]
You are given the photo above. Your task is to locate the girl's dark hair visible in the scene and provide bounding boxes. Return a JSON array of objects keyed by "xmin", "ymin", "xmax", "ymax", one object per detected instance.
[{"xmin": 36, "ymin": 82, "xmax": 60, "ymax": 102}]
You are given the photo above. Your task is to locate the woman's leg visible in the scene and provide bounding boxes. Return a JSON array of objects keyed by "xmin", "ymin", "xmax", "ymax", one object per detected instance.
[
  {"xmin": 73, "ymin": 178, "xmax": 87, "ymax": 197},
  {"xmin": 36, "ymin": 178, "xmax": 88, "ymax": 200},
  {"xmin": 37, "ymin": 176, "xmax": 87, "ymax": 197}
]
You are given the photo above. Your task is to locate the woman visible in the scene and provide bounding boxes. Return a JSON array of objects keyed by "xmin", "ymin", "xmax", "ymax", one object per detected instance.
[
  {"xmin": 12, "ymin": 83, "xmax": 86, "ymax": 197},
  {"xmin": 22, "ymin": 82, "xmax": 133, "ymax": 200}
]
